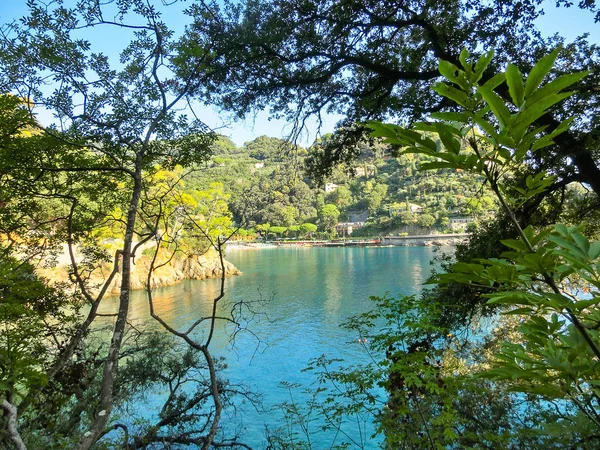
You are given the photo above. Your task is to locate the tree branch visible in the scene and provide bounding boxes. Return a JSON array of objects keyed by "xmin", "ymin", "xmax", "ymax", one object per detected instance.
[{"xmin": 1, "ymin": 399, "xmax": 27, "ymax": 450}]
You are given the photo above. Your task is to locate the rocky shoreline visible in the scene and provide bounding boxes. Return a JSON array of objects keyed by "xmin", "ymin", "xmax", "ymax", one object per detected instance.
[
  {"xmin": 107, "ymin": 251, "xmax": 241, "ymax": 294},
  {"xmin": 38, "ymin": 247, "xmax": 241, "ymax": 295}
]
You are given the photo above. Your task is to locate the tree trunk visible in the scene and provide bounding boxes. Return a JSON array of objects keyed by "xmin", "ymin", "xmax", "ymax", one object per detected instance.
[
  {"xmin": 1, "ymin": 399, "xmax": 27, "ymax": 450},
  {"xmin": 75, "ymin": 158, "xmax": 143, "ymax": 450}
]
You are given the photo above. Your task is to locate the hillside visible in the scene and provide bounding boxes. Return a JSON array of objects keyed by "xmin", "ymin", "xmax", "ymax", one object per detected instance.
[{"xmin": 184, "ymin": 134, "xmax": 498, "ymax": 238}]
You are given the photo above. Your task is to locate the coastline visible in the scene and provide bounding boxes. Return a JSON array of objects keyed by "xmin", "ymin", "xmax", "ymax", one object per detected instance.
[
  {"xmin": 226, "ymin": 233, "xmax": 469, "ymax": 250},
  {"xmin": 38, "ymin": 246, "xmax": 241, "ymax": 295}
]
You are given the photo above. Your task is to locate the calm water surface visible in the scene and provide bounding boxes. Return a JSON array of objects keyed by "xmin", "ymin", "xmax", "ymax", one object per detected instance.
[{"xmin": 101, "ymin": 246, "xmax": 441, "ymax": 448}]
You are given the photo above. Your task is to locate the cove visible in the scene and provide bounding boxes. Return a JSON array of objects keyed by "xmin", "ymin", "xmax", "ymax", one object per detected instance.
[{"xmin": 98, "ymin": 246, "xmax": 443, "ymax": 448}]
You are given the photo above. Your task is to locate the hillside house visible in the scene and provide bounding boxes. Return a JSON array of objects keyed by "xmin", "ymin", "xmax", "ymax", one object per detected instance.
[
  {"xmin": 325, "ymin": 183, "xmax": 339, "ymax": 193},
  {"xmin": 388, "ymin": 202, "xmax": 424, "ymax": 216},
  {"xmin": 449, "ymin": 217, "xmax": 474, "ymax": 232},
  {"xmin": 408, "ymin": 203, "xmax": 424, "ymax": 214},
  {"xmin": 335, "ymin": 221, "xmax": 365, "ymax": 236}
]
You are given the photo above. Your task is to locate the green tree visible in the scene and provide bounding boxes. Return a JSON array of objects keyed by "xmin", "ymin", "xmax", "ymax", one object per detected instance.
[
  {"xmin": 368, "ymin": 48, "xmax": 600, "ymax": 446},
  {"xmin": 396, "ymin": 210, "xmax": 416, "ymax": 226},
  {"xmin": 269, "ymin": 204, "xmax": 297, "ymax": 227},
  {"xmin": 255, "ymin": 222, "xmax": 271, "ymax": 238},
  {"xmin": 271, "ymin": 48, "xmax": 600, "ymax": 450},
  {"xmin": 210, "ymin": 135, "xmax": 239, "ymax": 155},
  {"xmin": 288, "ymin": 225, "xmax": 300, "ymax": 238},
  {"xmin": 365, "ymin": 190, "xmax": 384, "ymax": 215},
  {"xmin": 0, "ymin": 2, "xmax": 251, "ymax": 448},
  {"xmin": 417, "ymin": 213, "xmax": 436, "ymax": 228},
  {"xmin": 329, "ymin": 185, "xmax": 353, "ymax": 209},
  {"xmin": 270, "ymin": 226, "xmax": 288, "ymax": 238},
  {"xmin": 0, "ymin": 256, "xmax": 82, "ymax": 448},
  {"xmin": 244, "ymin": 135, "xmax": 298, "ymax": 162},
  {"xmin": 299, "ymin": 222, "xmax": 317, "ymax": 239},
  {"xmin": 191, "ymin": 0, "xmax": 600, "ymax": 195},
  {"xmin": 318, "ymin": 204, "xmax": 340, "ymax": 233},
  {"xmin": 184, "ymin": 181, "xmax": 234, "ymax": 249}
]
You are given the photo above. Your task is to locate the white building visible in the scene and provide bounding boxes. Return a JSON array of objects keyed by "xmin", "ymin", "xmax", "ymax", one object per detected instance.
[
  {"xmin": 408, "ymin": 203, "xmax": 424, "ymax": 214},
  {"xmin": 325, "ymin": 183, "xmax": 339, "ymax": 193}
]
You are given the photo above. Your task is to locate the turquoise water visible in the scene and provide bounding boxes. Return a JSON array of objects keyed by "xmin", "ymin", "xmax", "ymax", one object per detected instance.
[{"xmin": 101, "ymin": 246, "xmax": 440, "ymax": 448}]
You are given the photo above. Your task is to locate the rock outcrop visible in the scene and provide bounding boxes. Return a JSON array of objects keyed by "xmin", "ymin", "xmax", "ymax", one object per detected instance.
[
  {"xmin": 39, "ymin": 247, "xmax": 241, "ymax": 295},
  {"xmin": 111, "ymin": 249, "xmax": 241, "ymax": 294}
]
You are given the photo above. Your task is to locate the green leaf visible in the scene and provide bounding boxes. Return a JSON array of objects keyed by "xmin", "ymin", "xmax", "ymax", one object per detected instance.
[
  {"xmin": 367, "ymin": 121, "xmax": 435, "ymax": 153},
  {"xmin": 481, "ymin": 72, "xmax": 506, "ymax": 90},
  {"xmin": 572, "ymin": 232, "xmax": 590, "ymax": 255},
  {"xmin": 524, "ymin": 47, "xmax": 561, "ymax": 98},
  {"xmin": 512, "ymin": 92, "xmax": 573, "ymax": 140},
  {"xmin": 497, "ymin": 146, "xmax": 511, "ymax": 160},
  {"xmin": 432, "ymin": 83, "xmax": 471, "ymax": 108},
  {"xmin": 430, "ymin": 111, "xmax": 471, "ymax": 123},
  {"xmin": 435, "ymin": 122, "xmax": 462, "ymax": 154},
  {"xmin": 529, "ymin": 227, "xmax": 552, "ymax": 247},
  {"xmin": 470, "ymin": 115, "xmax": 501, "ymax": 142},
  {"xmin": 589, "ymin": 242, "xmax": 600, "ymax": 260},
  {"xmin": 459, "ymin": 48, "xmax": 470, "ymax": 71},
  {"xmin": 542, "ymin": 117, "xmax": 575, "ymax": 145},
  {"xmin": 516, "ymin": 385, "xmax": 568, "ymax": 398},
  {"xmin": 515, "ymin": 125, "xmax": 549, "ymax": 158},
  {"xmin": 526, "ymin": 71, "xmax": 589, "ymax": 106},
  {"xmin": 366, "ymin": 121, "xmax": 406, "ymax": 146},
  {"xmin": 573, "ymin": 297, "xmax": 600, "ymax": 311},
  {"xmin": 478, "ymin": 86, "xmax": 511, "ymax": 127},
  {"xmin": 473, "ymin": 50, "xmax": 494, "ymax": 82},
  {"xmin": 412, "ymin": 122, "xmax": 438, "ymax": 133},
  {"xmin": 544, "ymin": 293, "xmax": 573, "ymax": 309},
  {"xmin": 487, "ymin": 291, "xmax": 538, "ymax": 305},
  {"xmin": 506, "ymin": 64, "xmax": 525, "ymax": 107},
  {"xmin": 418, "ymin": 136, "xmax": 439, "ymax": 152},
  {"xmin": 501, "ymin": 238, "xmax": 528, "ymax": 252},
  {"xmin": 522, "ymin": 224, "xmax": 536, "ymax": 241},
  {"xmin": 438, "ymin": 60, "xmax": 469, "ymax": 90},
  {"xmin": 555, "ymin": 223, "xmax": 569, "ymax": 236},
  {"xmin": 547, "ymin": 235, "xmax": 589, "ymax": 260}
]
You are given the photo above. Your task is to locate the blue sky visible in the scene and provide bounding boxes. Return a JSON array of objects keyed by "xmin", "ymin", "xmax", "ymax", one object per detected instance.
[{"xmin": 0, "ymin": 0, "xmax": 598, "ymax": 147}]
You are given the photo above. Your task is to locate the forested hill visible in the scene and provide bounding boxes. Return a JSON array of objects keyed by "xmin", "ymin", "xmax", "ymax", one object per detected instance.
[{"xmin": 184, "ymin": 134, "xmax": 499, "ymax": 237}]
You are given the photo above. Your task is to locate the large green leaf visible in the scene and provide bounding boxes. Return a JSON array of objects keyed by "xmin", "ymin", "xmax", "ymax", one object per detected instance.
[
  {"xmin": 438, "ymin": 59, "xmax": 470, "ymax": 90},
  {"xmin": 506, "ymin": 63, "xmax": 525, "ymax": 107},
  {"xmin": 511, "ymin": 92, "xmax": 573, "ymax": 140},
  {"xmin": 366, "ymin": 120, "xmax": 408, "ymax": 146},
  {"xmin": 526, "ymin": 71, "xmax": 589, "ymax": 106},
  {"xmin": 523, "ymin": 46, "xmax": 561, "ymax": 98},
  {"xmin": 434, "ymin": 122, "xmax": 462, "ymax": 154},
  {"xmin": 473, "ymin": 50, "xmax": 495, "ymax": 82},
  {"xmin": 432, "ymin": 83, "xmax": 471, "ymax": 108},
  {"xmin": 481, "ymin": 72, "xmax": 506, "ymax": 90},
  {"xmin": 469, "ymin": 115, "xmax": 501, "ymax": 143},
  {"xmin": 478, "ymin": 86, "xmax": 511, "ymax": 127},
  {"xmin": 501, "ymin": 238, "xmax": 529, "ymax": 252},
  {"xmin": 589, "ymin": 241, "xmax": 600, "ymax": 260}
]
